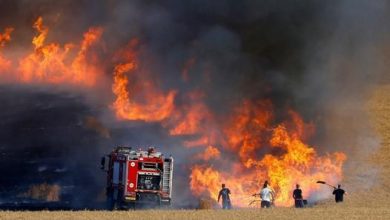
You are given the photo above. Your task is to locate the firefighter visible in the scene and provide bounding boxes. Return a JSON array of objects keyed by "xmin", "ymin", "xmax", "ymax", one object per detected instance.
[
  {"xmin": 218, "ymin": 183, "xmax": 232, "ymax": 209},
  {"xmin": 293, "ymin": 184, "xmax": 304, "ymax": 208},
  {"xmin": 260, "ymin": 182, "xmax": 275, "ymax": 208},
  {"xmin": 333, "ymin": 184, "xmax": 347, "ymax": 203}
]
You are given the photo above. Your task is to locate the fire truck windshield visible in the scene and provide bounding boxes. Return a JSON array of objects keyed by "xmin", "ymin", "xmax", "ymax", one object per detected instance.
[{"xmin": 137, "ymin": 175, "xmax": 161, "ymax": 190}]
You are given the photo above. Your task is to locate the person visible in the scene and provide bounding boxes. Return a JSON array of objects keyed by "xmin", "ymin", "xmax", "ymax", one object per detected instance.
[
  {"xmin": 260, "ymin": 182, "xmax": 275, "ymax": 208},
  {"xmin": 333, "ymin": 184, "xmax": 346, "ymax": 203},
  {"xmin": 293, "ymin": 184, "xmax": 304, "ymax": 208},
  {"xmin": 218, "ymin": 183, "xmax": 232, "ymax": 209}
]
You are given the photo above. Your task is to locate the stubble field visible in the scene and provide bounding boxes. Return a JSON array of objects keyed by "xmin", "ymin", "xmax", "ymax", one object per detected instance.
[
  {"xmin": 0, "ymin": 207, "xmax": 390, "ymax": 220},
  {"xmin": 0, "ymin": 85, "xmax": 389, "ymax": 219}
]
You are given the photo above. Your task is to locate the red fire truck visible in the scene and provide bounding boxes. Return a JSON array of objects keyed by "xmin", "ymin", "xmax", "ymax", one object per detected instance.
[{"xmin": 101, "ymin": 147, "xmax": 173, "ymax": 209}]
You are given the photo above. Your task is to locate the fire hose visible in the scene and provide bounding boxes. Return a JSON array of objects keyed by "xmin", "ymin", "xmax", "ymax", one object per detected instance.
[
  {"xmin": 247, "ymin": 181, "xmax": 336, "ymax": 207},
  {"xmin": 316, "ymin": 181, "xmax": 336, "ymax": 189},
  {"xmin": 249, "ymin": 193, "xmax": 275, "ymax": 207}
]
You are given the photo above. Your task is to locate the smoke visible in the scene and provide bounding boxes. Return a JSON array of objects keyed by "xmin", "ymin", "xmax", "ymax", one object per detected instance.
[
  {"xmin": 0, "ymin": 0, "xmax": 388, "ymax": 208},
  {"xmin": 297, "ymin": 0, "xmax": 389, "ymax": 191}
]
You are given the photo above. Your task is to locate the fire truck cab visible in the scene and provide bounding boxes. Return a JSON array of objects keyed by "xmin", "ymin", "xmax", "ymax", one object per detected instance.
[{"xmin": 101, "ymin": 147, "xmax": 173, "ymax": 209}]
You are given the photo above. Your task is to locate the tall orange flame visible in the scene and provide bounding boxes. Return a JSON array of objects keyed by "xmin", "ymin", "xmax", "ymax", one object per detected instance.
[
  {"xmin": 3, "ymin": 17, "xmax": 104, "ymax": 85},
  {"xmin": 111, "ymin": 40, "xmax": 176, "ymax": 122},
  {"xmin": 71, "ymin": 27, "xmax": 104, "ymax": 86},
  {"xmin": 169, "ymin": 91, "xmax": 212, "ymax": 136},
  {"xmin": 32, "ymin": 16, "xmax": 48, "ymax": 50}
]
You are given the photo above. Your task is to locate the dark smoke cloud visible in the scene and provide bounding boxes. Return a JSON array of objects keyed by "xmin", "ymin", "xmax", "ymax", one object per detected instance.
[
  {"xmin": 296, "ymin": 0, "xmax": 390, "ymax": 191},
  {"xmin": 0, "ymin": 0, "xmax": 388, "ymax": 208}
]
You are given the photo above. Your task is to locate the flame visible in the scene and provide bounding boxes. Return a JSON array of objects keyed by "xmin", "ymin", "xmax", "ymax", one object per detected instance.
[
  {"xmin": 223, "ymin": 100, "xmax": 273, "ymax": 166},
  {"xmin": 189, "ymin": 100, "xmax": 346, "ymax": 207},
  {"xmin": 0, "ymin": 27, "xmax": 13, "ymax": 47},
  {"xmin": 0, "ymin": 27, "xmax": 13, "ymax": 72},
  {"xmin": 32, "ymin": 17, "xmax": 48, "ymax": 49},
  {"xmin": 183, "ymin": 136, "xmax": 212, "ymax": 148},
  {"xmin": 71, "ymin": 27, "xmax": 104, "ymax": 85},
  {"xmin": 18, "ymin": 17, "xmax": 103, "ymax": 85},
  {"xmin": 0, "ymin": 17, "xmax": 103, "ymax": 85},
  {"xmin": 190, "ymin": 165, "xmax": 221, "ymax": 200},
  {"xmin": 195, "ymin": 146, "xmax": 221, "ymax": 161},
  {"xmin": 169, "ymin": 91, "xmax": 212, "ymax": 136},
  {"xmin": 169, "ymin": 101, "xmax": 208, "ymax": 136},
  {"xmin": 111, "ymin": 39, "xmax": 176, "ymax": 122}
]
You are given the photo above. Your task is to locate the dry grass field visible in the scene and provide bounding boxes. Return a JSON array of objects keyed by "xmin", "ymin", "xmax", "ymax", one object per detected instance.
[
  {"xmin": 1, "ymin": 85, "xmax": 389, "ymax": 219},
  {"xmin": 0, "ymin": 207, "xmax": 390, "ymax": 220},
  {"xmin": 368, "ymin": 84, "xmax": 390, "ymax": 204}
]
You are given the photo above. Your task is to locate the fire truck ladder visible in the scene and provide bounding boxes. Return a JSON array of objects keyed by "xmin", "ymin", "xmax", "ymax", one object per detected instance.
[{"xmin": 162, "ymin": 157, "xmax": 173, "ymax": 198}]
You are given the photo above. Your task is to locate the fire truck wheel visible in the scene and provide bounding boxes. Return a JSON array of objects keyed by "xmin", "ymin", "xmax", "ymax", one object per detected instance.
[
  {"xmin": 156, "ymin": 196, "xmax": 162, "ymax": 207},
  {"xmin": 107, "ymin": 195, "xmax": 117, "ymax": 210},
  {"xmin": 160, "ymin": 201, "xmax": 171, "ymax": 209},
  {"xmin": 128, "ymin": 202, "xmax": 135, "ymax": 210}
]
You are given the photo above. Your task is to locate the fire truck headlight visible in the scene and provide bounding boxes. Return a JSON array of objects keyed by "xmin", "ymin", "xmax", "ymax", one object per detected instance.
[{"xmin": 129, "ymin": 183, "xmax": 134, "ymax": 188}]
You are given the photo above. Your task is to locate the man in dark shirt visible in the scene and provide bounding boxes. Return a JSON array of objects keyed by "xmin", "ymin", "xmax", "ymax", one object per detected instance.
[
  {"xmin": 333, "ymin": 184, "xmax": 346, "ymax": 203},
  {"xmin": 218, "ymin": 183, "xmax": 231, "ymax": 209},
  {"xmin": 293, "ymin": 184, "xmax": 304, "ymax": 208}
]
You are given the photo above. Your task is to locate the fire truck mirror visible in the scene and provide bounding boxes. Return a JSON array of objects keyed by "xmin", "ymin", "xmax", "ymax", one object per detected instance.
[
  {"xmin": 101, "ymin": 156, "xmax": 110, "ymax": 172},
  {"xmin": 100, "ymin": 157, "xmax": 105, "ymax": 170}
]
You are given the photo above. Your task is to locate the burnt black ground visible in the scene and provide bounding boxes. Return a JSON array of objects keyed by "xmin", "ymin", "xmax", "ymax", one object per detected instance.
[{"xmin": 0, "ymin": 85, "xmax": 108, "ymax": 209}]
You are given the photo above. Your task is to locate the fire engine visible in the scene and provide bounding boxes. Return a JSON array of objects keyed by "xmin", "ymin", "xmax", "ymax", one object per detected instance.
[{"xmin": 101, "ymin": 146, "xmax": 173, "ymax": 209}]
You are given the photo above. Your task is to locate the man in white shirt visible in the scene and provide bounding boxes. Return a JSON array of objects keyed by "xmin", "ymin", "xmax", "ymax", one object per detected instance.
[{"xmin": 260, "ymin": 182, "xmax": 275, "ymax": 208}]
